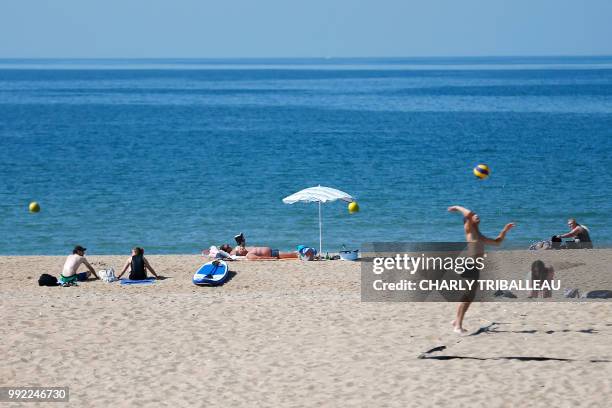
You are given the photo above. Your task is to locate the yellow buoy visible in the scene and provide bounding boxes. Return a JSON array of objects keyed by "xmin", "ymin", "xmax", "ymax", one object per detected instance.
[
  {"xmin": 348, "ymin": 201, "xmax": 359, "ymax": 214},
  {"xmin": 473, "ymin": 164, "xmax": 490, "ymax": 179},
  {"xmin": 29, "ymin": 202, "xmax": 40, "ymax": 213}
]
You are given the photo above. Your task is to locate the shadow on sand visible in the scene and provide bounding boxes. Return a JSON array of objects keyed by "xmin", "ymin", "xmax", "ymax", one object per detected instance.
[{"xmin": 418, "ymin": 322, "xmax": 610, "ymax": 363}]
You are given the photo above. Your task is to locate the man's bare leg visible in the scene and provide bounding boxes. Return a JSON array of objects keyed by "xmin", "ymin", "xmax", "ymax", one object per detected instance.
[
  {"xmin": 246, "ymin": 252, "xmax": 298, "ymax": 260},
  {"xmin": 278, "ymin": 252, "xmax": 298, "ymax": 259},
  {"xmin": 246, "ymin": 253, "xmax": 276, "ymax": 260},
  {"xmin": 452, "ymin": 301, "xmax": 471, "ymax": 333}
]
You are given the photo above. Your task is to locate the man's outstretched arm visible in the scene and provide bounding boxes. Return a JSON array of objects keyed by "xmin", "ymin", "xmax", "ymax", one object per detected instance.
[
  {"xmin": 481, "ymin": 223, "xmax": 516, "ymax": 246},
  {"xmin": 83, "ymin": 259, "xmax": 99, "ymax": 279},
  {"xmin": 557, "ymin": 226, "xmax": 582, "ymax": 239},
  {"xmin": 447, "ymin": 205, "xmax": 473, "ymax": 218}
]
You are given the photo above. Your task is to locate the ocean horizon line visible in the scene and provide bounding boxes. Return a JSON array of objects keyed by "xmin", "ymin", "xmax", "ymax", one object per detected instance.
[
  {"xmin": 1, "ymin": 55, "xmax": 612, "ymax": 61},
  {"xmin": 3, "ymin": 55, "xmax": 612, "ymax": 71}
]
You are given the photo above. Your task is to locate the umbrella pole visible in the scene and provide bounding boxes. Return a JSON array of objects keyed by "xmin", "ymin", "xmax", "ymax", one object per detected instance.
[{"xmin": 318, "ymin": 201, "xmax": 322, "ymax": 258}]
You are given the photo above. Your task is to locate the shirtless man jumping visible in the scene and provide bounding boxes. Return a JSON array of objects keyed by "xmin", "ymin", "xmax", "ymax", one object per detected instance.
[{"xmin": 447, "ymin": 205, "xmax": 515, "ymax": 334}]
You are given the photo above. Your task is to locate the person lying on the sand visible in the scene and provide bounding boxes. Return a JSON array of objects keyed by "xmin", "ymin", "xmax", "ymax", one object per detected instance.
[
  {"xmin": 219, "ymin": 244, "xmax": 298, "ymax": 260},
  {"xmin": 117, "ymin": 247, "xmax": 159, "ymax": 280},
  {"xmin": 554, "ymin": 218, "xmax": 592, "ymax": 249},
  {"xmin": 447, "ymin": 205, "xmax": 515, "ymax": 334},
  {"xmin": 60, "ymin": 245, "xmax": 99, "ymax": 285},
  {"xmin": 527, "ymin": 260, "xmax": 554, "ymax": 298}
]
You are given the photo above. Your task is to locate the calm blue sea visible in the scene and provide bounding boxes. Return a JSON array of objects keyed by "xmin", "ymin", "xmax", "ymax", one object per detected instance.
[{"xmin": 1, "ymin": 57, "xmax": 611, "ymax": 255}]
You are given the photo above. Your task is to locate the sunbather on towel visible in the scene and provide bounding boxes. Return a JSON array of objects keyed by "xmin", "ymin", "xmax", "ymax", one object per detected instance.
[
  {"xmin": 219, "ymin": 244, "xmax": 298, "ymax": 260},
  {"xmin": 117, "ymin": 247, "xmax": 160, "ymax": 280},
  {"xmin": 60, "ymin": 245, "xmax": 99, "ymax": 285}
]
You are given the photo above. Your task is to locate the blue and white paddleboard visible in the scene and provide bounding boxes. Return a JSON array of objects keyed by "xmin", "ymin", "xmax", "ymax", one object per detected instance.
[{"xmin": 192, "ymin": 260, "xmax": 229, "ymax": 286}]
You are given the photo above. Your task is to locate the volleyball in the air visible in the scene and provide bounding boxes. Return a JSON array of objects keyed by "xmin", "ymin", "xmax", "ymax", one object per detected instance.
[
  {"xmin": 29, "ymin": 202, "xmax": 41, "ymax": 213},
  {"xmin": 473, "ymin": 164, "xmax": 490, "ymax": 179},
  {"xmin": 348, "ymin": 201, "xmax": 360, "ymax": 214}
]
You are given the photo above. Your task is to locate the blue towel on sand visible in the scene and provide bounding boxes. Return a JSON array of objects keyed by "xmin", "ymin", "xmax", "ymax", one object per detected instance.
[{"xmin": 120, "ymin": 278, "xmax": 156, "ymax": 286}]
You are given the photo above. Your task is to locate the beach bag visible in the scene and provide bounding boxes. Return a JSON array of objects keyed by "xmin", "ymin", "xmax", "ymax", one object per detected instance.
[
  {"xmin": 583, "ymin": 290, "xmax": 612, "ymax": 299},
  {"xmin": 297, "ymin": 245, "xmax": 317, "ymax": 261},
  {"xmin": 564, "ymin": 288, "xmax": 580, "ymax": 298},
  {"xmin": 494, "ymin": 290, "xmax": 517, "ymax": 298},
  {"xmin": 98, "ymin": 267, "xmax": 117, "ymax": 283},
  {"xmin": 38, "ymin": 273, "xmax": 59, "ymax": 286},
  {"xmin": 529, "ymin": 240, "xmax": 552, "ymax": 250},
  {"xmin": 208, "ymin": 246, "xmax": 234, "ymax": 260}
]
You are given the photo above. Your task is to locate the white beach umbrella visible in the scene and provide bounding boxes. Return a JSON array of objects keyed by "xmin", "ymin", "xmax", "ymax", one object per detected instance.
[{"xmin": 282, "ymin": 185, "xmax": 355, "ymax": 257}]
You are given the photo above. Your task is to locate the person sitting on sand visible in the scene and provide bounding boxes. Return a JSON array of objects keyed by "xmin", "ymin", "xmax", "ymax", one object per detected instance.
[
  {"xmin": 117, "ymin": 247, "xmax": 159, "ymax": 280},
  {"xmin": 60, "ymin": 245, "xmax": 99, "ymax": 285},
  {"xmin": 219, "ymin": 244, "xmax": 298, "ymax": 260},
  {"xmin": 447, "ymin": 205, "xmax": 515, "ymax": 334},
  {"xmin": 554, "ymin": 218, "xmax": 592, "ymax": 249},
  {"xmin": 528, "ymin": 260, "xmax": 554, "ymax": 299}
]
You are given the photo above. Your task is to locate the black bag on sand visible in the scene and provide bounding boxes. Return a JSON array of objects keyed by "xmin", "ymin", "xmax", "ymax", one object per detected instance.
[
  {"xmin": 38, "ymin": 273, "xmax": 58, "ymax": 286},
  {"xmin": 585, "ymin": 290, "xmax": 612, "ymax": 299}
]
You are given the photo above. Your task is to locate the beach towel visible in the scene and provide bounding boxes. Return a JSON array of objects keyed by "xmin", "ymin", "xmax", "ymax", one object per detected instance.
[{"xmin": 120, "ymin": 278, "xmax": 156, "ymax": 285}]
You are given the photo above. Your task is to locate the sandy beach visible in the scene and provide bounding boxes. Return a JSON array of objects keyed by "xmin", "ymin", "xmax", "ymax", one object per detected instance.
[{"xmin": 1, "ymin": 250, "xmax": 611, "ymax": 407}]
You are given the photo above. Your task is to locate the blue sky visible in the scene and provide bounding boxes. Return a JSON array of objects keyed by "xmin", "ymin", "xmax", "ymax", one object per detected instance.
[{"xmin": 1, "ymin": 0, "xmax": 611, "ymax": 58}]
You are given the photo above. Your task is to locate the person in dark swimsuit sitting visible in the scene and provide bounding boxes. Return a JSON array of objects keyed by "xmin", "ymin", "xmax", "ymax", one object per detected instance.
[
  {"xmin": 117, "ymin": 247, "xmax": 160, "ymax": 280},
  {"xmin": 554, "ymin": 218, "xmax": 593, "ymax": 249}
]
